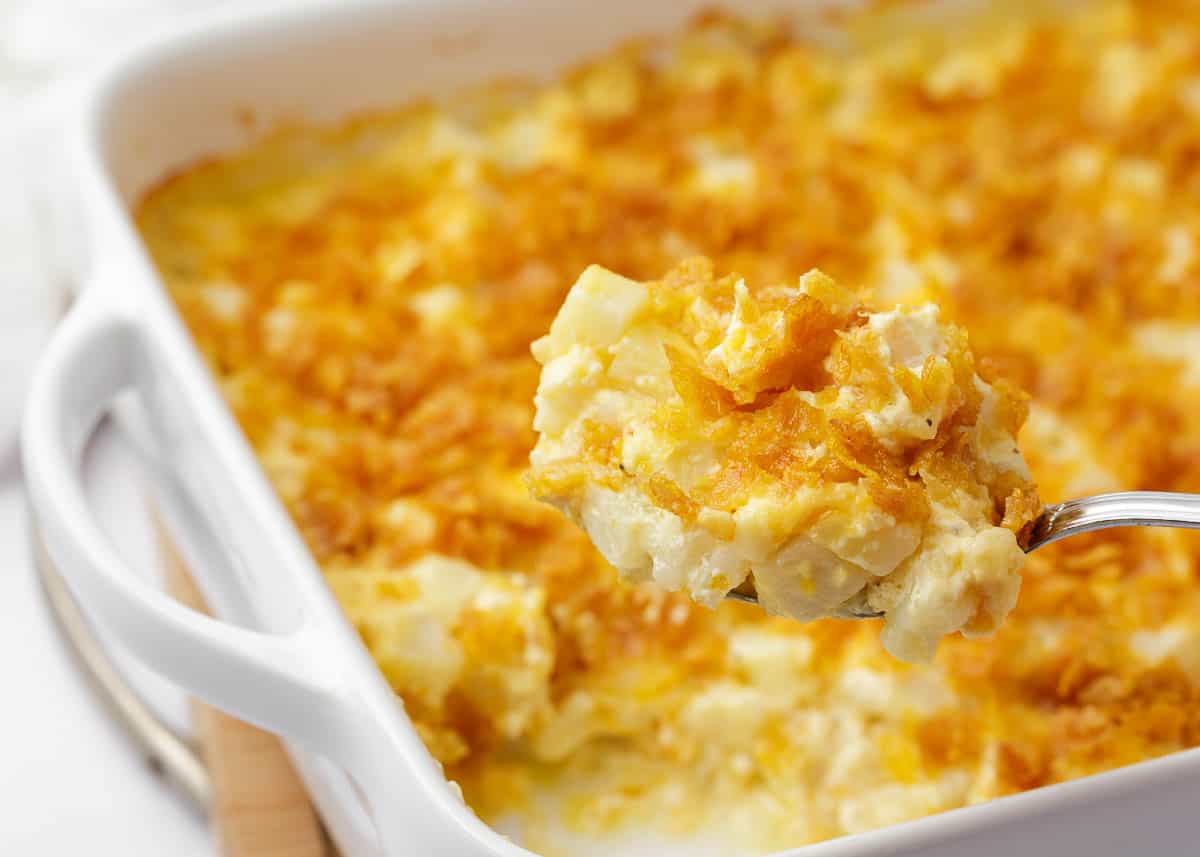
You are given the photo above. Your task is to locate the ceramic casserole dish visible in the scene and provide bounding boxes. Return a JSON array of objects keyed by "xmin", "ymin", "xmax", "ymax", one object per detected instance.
[{"xmin": 22, "ymin": 1, "xmax": 1200, "ymax": 855}]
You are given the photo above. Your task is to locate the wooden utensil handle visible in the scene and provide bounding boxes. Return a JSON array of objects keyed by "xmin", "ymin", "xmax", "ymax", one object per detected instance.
[{"xmin": 160, "ymin": 528, "xmax": 328, "ymax": 857}]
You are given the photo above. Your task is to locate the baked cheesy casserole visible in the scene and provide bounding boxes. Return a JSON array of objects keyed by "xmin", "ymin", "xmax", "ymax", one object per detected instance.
[
  {"xmin": 138, "ymin": 1, "xmax": 1200, "ymax": 853},
  {"xmin": 528, "ymin": 261, "xmax": 1040, "ymax": 662}
]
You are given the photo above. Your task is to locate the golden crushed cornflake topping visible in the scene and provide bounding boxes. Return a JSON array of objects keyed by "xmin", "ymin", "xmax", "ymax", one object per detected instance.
[
  {"xmin": 138, "ymin": 1, "xmax": 1200, "ymax": 852},
  {"xmin": 528, "ymin": 259, "xmax": 1039, "ymax": 661}
]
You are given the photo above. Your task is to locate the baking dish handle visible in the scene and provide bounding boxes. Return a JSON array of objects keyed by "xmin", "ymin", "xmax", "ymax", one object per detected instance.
[{"xmin": 22, "ymin": 287, "xmax": 349, "ymax": 755}]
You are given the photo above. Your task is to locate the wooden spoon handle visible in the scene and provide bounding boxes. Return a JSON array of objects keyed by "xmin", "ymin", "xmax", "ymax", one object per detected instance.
[{"xmin": 160, "ymin": 527, "xmax": 328, "ymax": 857}]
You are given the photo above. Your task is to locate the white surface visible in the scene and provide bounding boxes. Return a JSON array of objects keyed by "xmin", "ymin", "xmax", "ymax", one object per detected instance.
[
  {"xmin": 0, "ymin": 0, "xmax": 247, "ymax": 454},
  {"xmin": 0, "ymin": 3, "xmax": 221, "ymax": 852},
  {"xmin": 0, "ymin": 428, "xmax": 209, "ymax": 854},
  {"xmin": 0, "ymin": 99, "xmax": 63, "ymax": 454}
]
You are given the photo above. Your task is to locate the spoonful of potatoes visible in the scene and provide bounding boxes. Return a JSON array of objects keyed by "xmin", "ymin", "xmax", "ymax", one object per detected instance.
[{"xmin": 527, "ymin": 259, "xmax": 1200, "ymax": 662}]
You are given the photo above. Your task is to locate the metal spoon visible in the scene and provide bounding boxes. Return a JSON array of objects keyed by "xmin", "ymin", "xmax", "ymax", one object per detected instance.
[{"xmin": 726, "ymin": 491, "xmax": 1200, "ymax": 618}]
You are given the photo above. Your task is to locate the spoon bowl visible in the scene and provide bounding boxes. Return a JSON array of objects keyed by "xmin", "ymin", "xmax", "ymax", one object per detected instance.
[{"xmin": 724, "ymin": 491, "xmax": 1200, "ymax": 617}]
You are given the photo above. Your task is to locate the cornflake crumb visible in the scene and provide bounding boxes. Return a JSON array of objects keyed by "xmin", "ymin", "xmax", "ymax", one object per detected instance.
[
  {"xmin": 139, "ymin": 1, "xmax": 1200, "ymax": 853},
  {"xmin": 529, "ymin": 260, "xmax": 1040, "ymax": 662}
]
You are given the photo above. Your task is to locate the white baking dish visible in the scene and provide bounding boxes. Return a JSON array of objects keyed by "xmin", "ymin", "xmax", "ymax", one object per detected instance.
[{"xmin": 21, "ymin": 1, "xmax": 1200, "ymax": 854}]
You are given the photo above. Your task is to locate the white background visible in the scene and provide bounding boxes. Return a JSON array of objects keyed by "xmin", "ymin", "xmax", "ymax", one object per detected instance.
[
  {"xmin": 0, "ymin": 432, "xmax": 210, "ymax": 853},
  {"xmin": 1, "ymin": 1, "xmax": 232, "ymax": 852}
]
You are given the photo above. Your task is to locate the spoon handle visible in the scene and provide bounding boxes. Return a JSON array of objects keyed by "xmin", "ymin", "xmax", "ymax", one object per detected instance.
[{"xmin": 1026, "ymin": 491, "xmax": 1200, "ymax": 551}]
